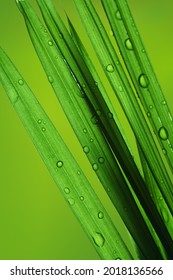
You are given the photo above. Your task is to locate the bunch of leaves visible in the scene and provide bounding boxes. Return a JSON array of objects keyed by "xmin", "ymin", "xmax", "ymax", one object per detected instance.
[{"xmin": 0, "ymin": 0, "xmax": 173, "ymax": 259}]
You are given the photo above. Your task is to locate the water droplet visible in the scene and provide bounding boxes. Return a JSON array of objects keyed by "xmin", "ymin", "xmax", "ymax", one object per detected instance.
[
  {"xmin": 98, "ymin": 211, "xmax": 104, "ymax": 219},
  {"xmin": 95, "ymin": 81, "xmax": 98, "ymax": 87},
  {"xmin": 48, "ymin": 40, "xmax": 53, "ymax": 46},
  {"xmin": 138, "ymin": 74, "xmax": 149, "ymax": 88},
  {"xmin": 160, "ymin": 207, "xmax": 169, "ymax": 223},
  {"xmin": 93, "ymin": 232, "xmax": 105, "ymax": 247},
  {"xmin": 149, "ymin": 105, "xmax": 153, "ymax": 110},
  {"xmin": 18, "ymin": 79, "xmax": 24, "ymax": 85},
  {"xmin": 158, "ymin": 127, "xmax": 168, "ymax": 141},
  {"xmin": 106, "ymin": 64, "xmax": 115, "ymax": 73},
  {"xmin": 77, "ymin": 170, "xmax": 81, "ymax": 175},
  {"xmin": 83, "ymin": 128, "xmax": 87, "ymax": 134},
  {"xmin": 162, "ymin": 100, "xmax": 166, "ymax": 105},
  {"xmin": 115, "ymin": 258, "xmax": 121, "ymax": 260},
  {"xmin": 168, "ymin": 143, "xmax": 173, "ymax": 152},
  {"xmin": 108, "ymin": 112, "xmax": 113, "ymax": 119},
  {"xmin": 56, "ymin": 161, "xmax": 63, "ymax": 168},
  {"xmin": 68, "ymin": 198, "xmax": 75, "ymax": 206},
  {"xmin": 115, "ymin": 10, "xmax": 122, "ymax": 20},
  {"xmin": 162, "ymin": 148, "xmax": 167, "ymax": 155},
  {"xmin": 37, "ymin": 119, "xmax": 42, "ymax": 124},
  {"xmin": 83, "ymin": 146, "xmax": 90, "ymax": 154},
  {"xmin": 90, "ymin": 138, "xmax": 94, "ymax": 143},
  {"xmin": 42, "ymin": 127, "xmax": 46, "ymax": 132},
  {"xmin": 147, "ymin": 112, "xmax": 151, "ymax": 117},
  {"xmin": 92, "ymin": 163, "xmax": 99, "ymax": 171},
  {"xmin": 64, "ymin": 187, "xmax": 70, "ymax": 194},
  {"xmin": 98, "ymin": 157, "xmax": 105, "ymax": 164},
  {"xmin": 80, "ymin": 196, "xmax": 84, "ymax": 201},
  {"xmin": 159, "ymin": 196, "xmax": 163, "ymax": 201},
  {"xmin": 91, "ymin": 115, "xmax": 99, "ymax": 124},
  {"xmin": 125, "ymin": 38, "xmax": 133, "ymax": 50},
  {"xmin": 48, "ymin": 75, "xmax": 54, "ymax": 84}
]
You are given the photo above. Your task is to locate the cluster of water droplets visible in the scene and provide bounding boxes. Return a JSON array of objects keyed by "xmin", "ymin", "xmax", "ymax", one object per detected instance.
[
  {"xmin": 60, "ymin": 165, "xmax": 85, "ymax": 205},
  {"xmin": 37, "ymin": 119, "xmax": 46, "ymax": 132},
  {"xmin": 82, "ymin": 124, "xmax": 106, "ymax": 171},
  {"xmin": 10, "ymin": 78, "xmax": 24, "ymax": 104},
  {"xmin": 82, "ymin": 142, "xmax": 106, "ymax": 172}
]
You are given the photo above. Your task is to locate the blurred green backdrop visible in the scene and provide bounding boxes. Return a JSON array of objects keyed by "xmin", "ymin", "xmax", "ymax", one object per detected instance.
[{"xmin": 0, "ymin": 0, "xmax": 172, "ymax": 259}]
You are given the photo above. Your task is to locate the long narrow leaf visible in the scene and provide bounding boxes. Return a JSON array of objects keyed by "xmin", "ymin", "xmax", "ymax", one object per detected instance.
[
  {"xmin": 102, "ymin": 0, "xmax": 173, "ymax": 172},
  {"xmin": 0, "ymin": 46, "xmax": 133, "ymax": 260}
]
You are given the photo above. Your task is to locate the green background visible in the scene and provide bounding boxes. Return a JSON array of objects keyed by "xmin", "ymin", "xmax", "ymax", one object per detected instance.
[{"xmin": 0, "ymin": 0, "xmax": 172, "ymax": 259}]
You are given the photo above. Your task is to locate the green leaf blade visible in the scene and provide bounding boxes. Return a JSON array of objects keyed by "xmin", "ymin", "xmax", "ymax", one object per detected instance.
[
  {"xmin": 104, "ymin": 0, "xmax": 173, "ymax": 172},
  {"xmin": 0, "ymin": 46, "xmax": 133, "ymax": 260}
]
